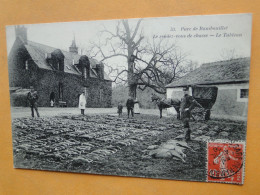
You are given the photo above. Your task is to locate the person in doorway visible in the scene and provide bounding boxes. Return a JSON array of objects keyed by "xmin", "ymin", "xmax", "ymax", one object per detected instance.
[
  {"xmin": 126, "ymin": 96, "xmax": 135, "ymax": 118},
  {"xmin": 50, "ymin": 100, "xmax": 54, "ymax": 107},
  {"xmin": 27, "ymin": 86, "xmax": 40, "ymax": 118},
  {"xmin": 180, "ymin": 87, "xmax": 203, "ymax": 141},
  {"xmin": 78, "ymin": 91, "xmax": 86, "ymax": 115},
  {"xmin": 50, "ymin": 92, "xmax": 55, "ymax": 107}
]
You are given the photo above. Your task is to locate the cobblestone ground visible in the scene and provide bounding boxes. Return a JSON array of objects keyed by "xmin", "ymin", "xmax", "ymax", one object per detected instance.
[{"xmin": 12, "ymin": 113, "xmax": 247, "ymax": 181}]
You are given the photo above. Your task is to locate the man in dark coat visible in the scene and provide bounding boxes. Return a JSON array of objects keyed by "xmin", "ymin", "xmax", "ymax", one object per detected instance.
[
  {"xmin": 180, "ymin": 87, "xmax": 202, "ymax": 141},
  {"xmin": 126, "ymin": 96, "xmax": 135, "ymax": 118},
  {"xmin": 27, "ymin": 86, "xmax": 40, "ymax": 117}
]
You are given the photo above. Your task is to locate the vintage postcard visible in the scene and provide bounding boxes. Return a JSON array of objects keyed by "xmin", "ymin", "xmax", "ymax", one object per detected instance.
[{"xmin": 6, "ymin": 13, "xmax": 252, "ymax": 184}]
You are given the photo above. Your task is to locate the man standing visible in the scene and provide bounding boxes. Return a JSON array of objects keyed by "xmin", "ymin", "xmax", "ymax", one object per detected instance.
[
  {"xmin": 126, "ymin": 96, "xmax": 135, "ymax": 118},
  {"xmin": 78, "ymin": 91, "xmax": 86, "ymax": 115},
  {"xmin": 27, "ymin": 86, "xmax": 40, "ymax": 118},
  {"xmin": 180, "ymin": 87, "xmax": 203, "ymax": 141}
]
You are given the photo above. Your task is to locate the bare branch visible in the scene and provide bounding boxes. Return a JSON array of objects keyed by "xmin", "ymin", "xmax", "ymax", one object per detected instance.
[
  {"xmin": 131, "ymin": 19, "xmax": 142, "ymax": 41},
  {"xmin": 100, "ymin": 53, "xmax": 128, "ymax": 62}
]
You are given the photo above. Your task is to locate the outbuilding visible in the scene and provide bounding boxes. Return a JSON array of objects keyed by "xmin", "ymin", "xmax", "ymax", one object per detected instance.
[{"xmin": 166, "ymin": 58, "xmax": 250, "ymax": 120}]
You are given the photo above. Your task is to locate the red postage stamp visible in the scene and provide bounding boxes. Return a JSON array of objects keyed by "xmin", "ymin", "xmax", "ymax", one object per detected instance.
[{"xmin": 207, "ymin": 141, "xmax": 245, "ymax": 184}]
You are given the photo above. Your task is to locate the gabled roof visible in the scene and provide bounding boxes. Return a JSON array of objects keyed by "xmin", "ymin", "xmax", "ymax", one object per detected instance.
[
  {"xmin": 20, "ymin": 39, "xmax": 111, "ymax": 80},
  {"xmin": 166, "ymin": 57, "xmax": 250, "ymax": 88}
]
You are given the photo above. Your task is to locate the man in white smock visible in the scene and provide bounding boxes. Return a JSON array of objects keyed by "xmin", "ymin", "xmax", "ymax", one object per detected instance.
[{"xmin": 79, "ymin": 91, "xmax": 86, "ymax": 115}]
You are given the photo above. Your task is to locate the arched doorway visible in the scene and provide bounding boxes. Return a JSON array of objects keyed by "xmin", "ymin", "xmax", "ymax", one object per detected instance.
[{"xmin": 50, "ymin": 92, "xmax": 55, "ymax": 101}]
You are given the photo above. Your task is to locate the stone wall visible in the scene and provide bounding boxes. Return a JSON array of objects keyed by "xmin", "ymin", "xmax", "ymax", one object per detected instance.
[
  {"xmin": 211, "ymin": 83, "xmax": 249, "ymax": 119},
  {"xmin": 85, "ymin": 78, "xmax": 112, "ymax": 108},
  {"xmin": 11, "ymin": 67, "xmax": 112, "ymax": 108},
  {"xmin": 35, "ymin": 69, "xmax": 83, "ymax": 107}
]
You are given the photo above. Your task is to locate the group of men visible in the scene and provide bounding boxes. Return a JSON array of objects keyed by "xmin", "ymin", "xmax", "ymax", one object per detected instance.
[
  {"xmin": 26, "ymin": 88, "xmax": 87, "ymax": 118},
  {"xmin": 117, "ymin": 97, "xmax": 140, "ymax": 118},
  {"xmin": 119, "ymin": 87, "xmax": 203, "ymax": 141},
  {"xmin": 27, "ymin": 86, "xmax": 203, "ymax": 141}
]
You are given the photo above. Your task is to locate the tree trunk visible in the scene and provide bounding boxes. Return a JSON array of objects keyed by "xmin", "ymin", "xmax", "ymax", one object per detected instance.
[
  {"xmin": 127, "ymin": 48, "xmax": 137, "ymax": 99},
  {"xmin": 128, "ymin": 84, "xmax": 137, "ymax": 99}
]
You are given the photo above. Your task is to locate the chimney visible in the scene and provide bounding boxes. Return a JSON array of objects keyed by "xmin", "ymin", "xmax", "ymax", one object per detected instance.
[
  {"xmin": 15, "ymin": 26, "xmax": 28, "ymax": 44},
  {"xmin": 96, "ymin": 63, "xmax": 104, "ymax": 79}
]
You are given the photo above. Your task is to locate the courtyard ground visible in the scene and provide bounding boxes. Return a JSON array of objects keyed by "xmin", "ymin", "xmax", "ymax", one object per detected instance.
[
  {"xmin": 10, "ymin": 107, "xmax": 167, "ymax": 118},
  {"xmin": 11, "ymin": 107, "xmax": 247, "ymax": 182}
]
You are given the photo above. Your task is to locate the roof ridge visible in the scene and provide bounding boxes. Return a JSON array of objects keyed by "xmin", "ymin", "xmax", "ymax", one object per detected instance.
[
  {"xmin": 24, "ymin": 39, "xmax": 111, "ymax": 81},
  {"xmin": 27, "ymin": 40, "xmax": 100, "ymax": 64},
  {"xmin": 27, "ymin": 40, "xmax": 81, "ymax": 57},
  {"xmin": 201, "ymin": 57, "xmax": 250, "ymax": 67},
  {"xmin": 166, "ymin": 57, "xmax": 250, "ymax": 88}
]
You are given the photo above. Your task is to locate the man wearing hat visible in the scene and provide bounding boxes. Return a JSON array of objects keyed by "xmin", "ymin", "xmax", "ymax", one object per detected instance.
[
  {"xmin": 27, "ymin": 86, "xmax": 40, "ymax": 117},
  {"xmin": 126, "ymin": 96, "xmax": 135, "ymax": 118},
  {"xmin": 180, "ymin": 86, "xmax": 203, "ymax": 141}
]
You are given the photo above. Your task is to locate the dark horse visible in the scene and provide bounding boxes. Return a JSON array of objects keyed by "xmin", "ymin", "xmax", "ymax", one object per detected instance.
[{"xmin": 151, "ymin": 94, "xmax": 181, "ymax": 119}]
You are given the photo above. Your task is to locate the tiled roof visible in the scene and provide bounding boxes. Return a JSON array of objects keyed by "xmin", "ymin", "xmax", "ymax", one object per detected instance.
[
  {"xmin": 23, "ymin": 39, "xmax": 111, "ymax": 80},
  {"xmin": 166, "ymin": 58, "xmax": 250, "ymax": 88}
]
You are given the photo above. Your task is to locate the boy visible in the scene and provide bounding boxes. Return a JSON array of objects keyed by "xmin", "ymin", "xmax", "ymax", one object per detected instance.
[{"xmin": 117, "ymin": 102, "xmax": 123, "ymax": 117}]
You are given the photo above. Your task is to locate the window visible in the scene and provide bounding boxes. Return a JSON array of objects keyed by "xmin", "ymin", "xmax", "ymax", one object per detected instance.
[
  {"xmin": 25, "ymin": 60, "xmax": 29, "ymax": 70},
  {"xmin": 237, "ymin": 87, "xmax": 249, "ymax": 102},
  {"xmin": 57, "ymin": 62, "xmax": 60, "ymax": 70},
  {"xmin": 59, "ymin": 82, "xmax": 63, "ymax": 100},
  {"xmin": 84, "ymin": 67, "xmax": 87, "ymax": 79},
  {"xmin": 100, "ymin": 89, "xmax": 103, "ymax": 102},
  {"xmin": 240, "ymin": 89, "xmax": 249, "ymax": 98}
]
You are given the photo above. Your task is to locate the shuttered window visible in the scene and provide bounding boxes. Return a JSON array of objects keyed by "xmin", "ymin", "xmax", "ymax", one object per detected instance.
[{"xmin": 100, "ymin": 89, "xmax": 103, "ymax": 102}]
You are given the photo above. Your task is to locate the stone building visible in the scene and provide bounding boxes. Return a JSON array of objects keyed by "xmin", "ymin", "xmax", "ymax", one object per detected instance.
[
  {"xmin": 8, "ymin": 26, "xmax": 112, "ymax": 107},
  {"xmin": 166, "ymin": 58, "xmax": 250, "ymax": 120}
]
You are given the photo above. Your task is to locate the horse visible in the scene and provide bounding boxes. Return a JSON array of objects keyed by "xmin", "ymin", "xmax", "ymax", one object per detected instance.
[{"xmin": 151, "ymin": 94, "xmax": 181, "ymax": 119}]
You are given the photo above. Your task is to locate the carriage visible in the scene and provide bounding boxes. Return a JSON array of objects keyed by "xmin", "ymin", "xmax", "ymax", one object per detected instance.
[{"xmin": 152, "ymin": 85, "xmax": 218, "ymax": 120}]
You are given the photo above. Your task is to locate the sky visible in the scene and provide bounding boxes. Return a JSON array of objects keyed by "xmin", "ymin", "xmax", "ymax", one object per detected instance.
[{"xmin": 6, "ymin": 13, "xmax": 252, "ymax": 67}]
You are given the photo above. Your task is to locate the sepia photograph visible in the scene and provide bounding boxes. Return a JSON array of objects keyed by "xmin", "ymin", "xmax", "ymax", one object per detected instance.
[{"xmin": 6, "ymin": 13, "xmax": 252, "ymax": 184}]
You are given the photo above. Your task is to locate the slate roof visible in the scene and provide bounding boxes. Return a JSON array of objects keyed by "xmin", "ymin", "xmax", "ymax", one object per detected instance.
[
  {"xmin": 166, "ymin": 57, "xmax": 250, "ymax": 88},
  {"xmin": 22, "ymin": 39, "xmax": 111, "ymax": 81}
]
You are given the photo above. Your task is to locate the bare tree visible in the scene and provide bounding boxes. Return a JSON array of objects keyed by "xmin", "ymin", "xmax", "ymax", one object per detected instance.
[
  {"xmin": 219, "ymin": 48, "xmax": 241, "ymax": 61},
  {"xmin": 134, "ymin": 39, "xmax": 189, "ymax": 94},
  {"xmin": 89, "ymin": 19, "xmax": 188, "ymax": 98}
]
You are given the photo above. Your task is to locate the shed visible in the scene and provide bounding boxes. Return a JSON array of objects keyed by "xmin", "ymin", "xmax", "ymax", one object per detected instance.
[{"xmin": 166, "ymin": 58, "xmax": 250, "ymax": 120}]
